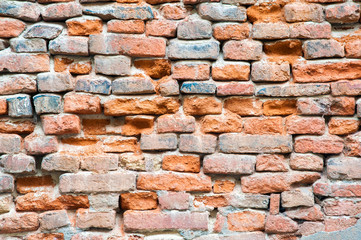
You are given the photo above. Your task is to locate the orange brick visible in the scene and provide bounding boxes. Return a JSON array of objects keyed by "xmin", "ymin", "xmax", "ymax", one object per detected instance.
[
  {"xmin": 263, "ymin": 99, "xmax": 297, "ymax": 116},
  {"xmin": 66, "ymin": 17, "xmax": 103, "ymax": 36},
  {"xmin": 213, "ymin": 180, "xmax": 235, "ymax": 193},
  {"xmin": 224, "ymin": 98, "xmax": 263, "ymax": 116},
  {"xmin": 107, "ymin": 20, "xmax": 145, "ymax": 34},
  {"xmin": 162, "ymin": 155, "xmax": 200, "ymax": 173},
  {"xmin": 121, "ymin": 192, "xmax": 158, "ymax": 210},
  {"xmin": 244, "ymin": 117, "xmax": 284, "ymax": 135}
]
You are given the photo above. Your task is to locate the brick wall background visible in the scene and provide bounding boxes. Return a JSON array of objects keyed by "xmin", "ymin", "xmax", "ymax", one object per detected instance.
[{"xmin": 1, "ymin": 0, "xmax": 361, "ymax": 239}]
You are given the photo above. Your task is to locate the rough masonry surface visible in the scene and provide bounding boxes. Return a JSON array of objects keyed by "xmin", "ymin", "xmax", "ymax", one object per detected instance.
[{"xmin": 0, "ymin": 0, "xmax": 361, "ymax": 239}]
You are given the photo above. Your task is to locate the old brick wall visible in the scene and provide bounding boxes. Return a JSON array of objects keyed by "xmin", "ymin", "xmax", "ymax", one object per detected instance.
[{"xmin": 1, "ymin": 0, "xmax": 361, "ymax": 239}]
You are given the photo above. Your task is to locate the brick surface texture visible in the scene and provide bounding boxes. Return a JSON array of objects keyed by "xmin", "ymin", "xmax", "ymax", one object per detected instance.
[{"xmin": 1, "ymin": 0, "xmax": 361, "ymax": 239}]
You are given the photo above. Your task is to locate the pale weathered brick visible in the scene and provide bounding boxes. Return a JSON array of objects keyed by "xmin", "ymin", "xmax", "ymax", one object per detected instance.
[
  {"xmin": 140, "ymin": 134, "xmax": 178, "ymax": 151},
  {"xmin": 49, "ymin": 36, "xmax": 88, "ymax": 56},
  {"xmin": 198, "ymin": 3, "xmax": 246, "ymax": 22},
  {"xmin": 168, "ymin": 40, "xmax": 220, "ymax": 60},
  {"xmin": 223, "ymin": 39, "xmax": 262, "ymax": 60},
  {"xmin": 179, "ymin": 134, "xmax": 217, "ymax": 153},
  {"xmin": 124, "ymin": 211, "xmax": 208, "ymax": 231},
  {"xmin": 219, "ymin": 134, "xmax": 293, "ymax": 153},
  {"xmin": 59, "ymin": 172, "xmax": 136, "ymax": 193},
  {"xmin": 203, "ymin": 154, "xmax": 256, "ymax": 174},
  {"xmin": 327, "ymin": 157, "xmax": 361, "ymax": 180},
  {"xmin": 303, "ymin": 39, "xmax": 344, "ymax": 59}
]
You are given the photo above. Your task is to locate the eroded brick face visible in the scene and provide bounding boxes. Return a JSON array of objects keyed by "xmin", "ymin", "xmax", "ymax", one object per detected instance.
[{"xmin": 0, "ymin": 0, "xmax": 360, "ymax": 239}]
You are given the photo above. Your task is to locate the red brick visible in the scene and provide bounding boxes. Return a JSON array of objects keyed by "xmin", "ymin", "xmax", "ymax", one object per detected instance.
[
  {"xmin": 0, "ymin": 213, "xmax": 39, "ymax": 234},
  {"xmin": 298, "ymin": 97, "xmax": 355, "ymax": 116},
  {"xmin": 0, "ymin": 53, "xmax": 50, "ymax": 73},
  {"xmin": 160, "ymin": 4, "xmax": 188, "ymax": 20},
  {"xmin": 107, "ymin": 20, "xmax": 145, "ymax": 34},
  {"xmin": 27, "ymin": 233, "xmax": 64, "ymax": 240},
  {"xmin": 265, "ymin": 215, "xmax": 298, "ymax": 233},
  {"xmin": 270, "ymin": 194, "xmax": 280, "ymax": 215},
  {"xmin": 214, "ymin": 212, "xmax": 226, "ymax": 233},
  {"xmin": 124, "ymin": 210, "xmax": 208, "ymax": 231},
  {"xmin": 104, "ymin": 97, "xmax": 180, "ymax": 116},
  {"xmin": 121, "ymin": 192, "xmax": 158, "ymax": 210},
  {"xmin": 313, "ymin": 181, "xmax": 361, "ymax": 197},
  {"xmin": 345, "ymin": 39, "xmax": 361, "ymax": 58},
  {"xmin": 244, "ymin": 117, "xmax": 284, "ymax": 135},
  {"xmin": 256, "ymin": 154, "xmax": 288, "ymax": 172},
  {"xmin": 200, "ymin": 112, "xmax": 243, "ymax": 133},
  {"xmin": 224, "ymin": 98, "xmax": 263, "ymax": 116},
  {"xmin": 251, "ymin": 61, "xmax": 290, "ymax": 82},
  {"xmin": 329, "ymin": 118, "xmax": 359, "ymax": 135},
  {"xmin": 285, "ymin": 205, "xmax": 324, "ymax": 221},
  {"xmin": 0, "ymin": 99, "xmax": 7, "ymax": 115},
  {"xmin": 90, "ymin": 34, "xmax": 166, "ymax": 57},
  {"xmin": 137, "ymin": 172, "xmax": 212, "ymax": 192},
  {"xmin": 0, "ymin": 133, "xmax": 22, "ymax": 154},
  {"xmin": 290, "ymin": 153, "xmax": 323, "ymax": 171},
  {"xmin": 184, "ymin": 96, "xmax": 222, "ymax": 115},
  {"xmin": 223, "ymin": 39, "xmax": 262, "ymax": 60},
  {"xmin": 331, "ymin": 80, "xmax": 361, "ymax": 96},
  {"xmin": 24, "ymin": 133, "xmax": 58, "ymax": 155},
  {"xmin": 345, "ymin": 132, "xmax": 361, "ymax": 156},
  {"xmin": 217, "ymin": 83, "xmax": 254, "ymax": 96},
  {"xmin": 162, "ymin": 155, "xmax": 200, "ymax": 173},
  {"xmin": 325, "ymin": 3, "xmax": 360, "ymax": 23},
  {"xmin": 290, "ymin": 22, "xmax": 331, "ymax": 39},
  {"xmin": 228, "ymin": 211, "xmax": 266, "ymax": 232},
  {"xmin": 284, "ymin": 2, "xmax": 324, "ymax": 23},
  {"xmin": 158, "ymin": 192, "xmax": 190, "ymax": 210},
  {"xmin": 294, "ymin": 135, "xmax": 344, "ymax": 154},
  {"xmin": 0, "ymin": 153, "xmax": 35, "ymax": 174},
  {"xmin": 146, "ymin": 20, "xmax": 177, "ymax": 37},
  {"xmin": 323, "ymin": 199, "xmax": 361, "ymax": 216},
  {"xmin": 212, "ymin": 62, "xmax": 250, "ymax": 81},
  {"xmin": 241, "ymin": 172, "xmax": 320, "ymax": 194},
  {"xmin": 286, "ymin": 115, "xmax": 325, "ymax": 135},
  {"xmin": 0, "ymin": 18, "xmax": 26, "ymax": 38},
  {"xmin": 172, "ymin": 62, "xmax": 210, "ymax": 80},
  {"xmin": 41, "ymin": 114, "xmax": 81, "ymax": 135},
  {"xmin": 293, "ymin": 60, "xmax": 361, "ymax": 83},
  {"xmin": 64, "ymin": 93, "xmax": 101, "ymax": 114},
  {"xmin": 213, "ymin": 23, "xmax": 250, "ymax": 41},
  {"xmin": 325, "ymin": 217, "xmax": 358, "ymax": 232}
]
